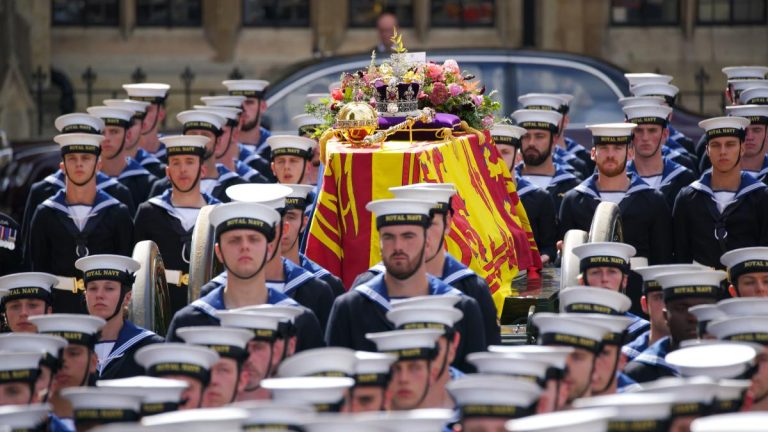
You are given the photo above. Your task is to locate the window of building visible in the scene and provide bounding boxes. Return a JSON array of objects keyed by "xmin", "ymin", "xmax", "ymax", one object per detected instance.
[
  {"xmin": 242, "ymin": 0, "xmax": 310, "ymax": 27},
  {"xmin": 611, "ymin": 0, "xmax": 679, "ymax": 25},
  {"xmin": 348, "ymin": 0, "xmax": 414, "ymax": 27},
  {"xmin": 431, "ymin": 0, "xmax": 495, "ymax": 27},
  {"xmin": 698, "ymin": 0, "xmax": 767, "ymax": 24},
  {"xmin": 136, "ymin": 0, "xmax": 202, "ymax": 27},
  {"xmin": 52, "ymin": 0, "xmax": 119, "ymax": 26}
]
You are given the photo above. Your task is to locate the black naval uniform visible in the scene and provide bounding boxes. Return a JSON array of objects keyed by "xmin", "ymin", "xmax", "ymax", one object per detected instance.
[
  {"xmin": 626, "ymin": 158, "xmax": 696, "ymax": 209},
  {"xmin": 554, "ymin": 146, "xmax": 590, "ymax": 179},
  {"xmin": 516, "ymin": 177, "xmax": 558, "ymax": 260},
  {"xmin": 239, "ymin": 144, "xmax": 277, "ymax": 183},
  {"xmin": 166, "ymin": 285, "xmax": 324, "ymax": 352},
  {"xmin": 624, "ymin": 336, "xmax": 678, "ymax": 383},
  {"xmin": 117, "ymin": 159, "xmax": 158, "ymax": 206},
  {"xmin": 133, "ymin": 189, "xmax": 221, "ymax": 315},
  {"xmin": 326, "ymin": 273, "xmax": 487, "ymax": 372},
  {"xmin": 559, "ymin": 173, "xmax": 674, "ymax": 265},
  {"xmin": 199, "ymin": 258, "xmax": 336, "ymax": 331},
  {"xmin": 299, "ymin": 253, "xmax": 345, "ymax": 297},
  {"xmin": 673, "ymin": 172, "xmax": 768, "ymax": 268},
  {"xmin": 96, "ymin": 320, "xmax": 164, "ymax": 380},
  {"xmin": 133, "ymin": 148, "xmax": 167, "ymax": 179},
  {"xmin": 28, "ymin": 189, "xmax": 133, "ymax": 313},
  {"xmin": 515, "ymin": 163, "xmax": 580, "ymax": 219},
  {"xmin": 149, "ymin": 164, "xmax": 245, "ymax": 203}
]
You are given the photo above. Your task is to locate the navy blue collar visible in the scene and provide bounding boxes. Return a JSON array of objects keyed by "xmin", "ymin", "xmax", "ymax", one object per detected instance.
[
  {"xmin": 515, "ymin": 162, "xmax": 578, "ymax": 186},
  {"xmin": 191, "ymin": 285, "xmax": 299, "ymax": 319},
  {"xmin": 97, "ymin": 320, "xmax": 156, "ymax": 374},
  {"xmin": 690, "ymin": 171, "xmax": 766, "ymax": 200},
  {"xmin": 631, "ymin": 336, "xmax": 678, "ymax": 374},
  {"xmin": 626, "ymin": 158, "xmax": 689, "ymax": 187},
  {"xmin": 298, "ymin": 253, "xmax": 331, "ymax": 278},
  {"xmin": 276, "ymin": 258, "xmax": 317, "ymax": 295},
  {"xmin": 46, "ymin": 170, "xmax": 120, "ymax": 190},
  {"xmin": 149, "ymin": 189, "xmax": 219, "ymax": 211},
  {"xmin": 574, "ymin": 172, "xmax": 652, "ymax": 200},
  {"xmin": 42, "ymin": 188, "xmax": 120, "ymax": 215},
  {"xmin": 354, "ymin": 273, "xmax": 464, "ymax": 312},
  {"xmin": 442, "ymin": 253, "xmax": 476, "ymax": 284},
  {"xmin": 119, "ymin": 158, "xmax": 152, "ymax": 179},
  {"xmin": 216, "ymin": 163, "xmax": 241, "ymax": 183},
  {"xmin": 564, "ymin": 137, "xmax": 586, "ymax": 154},
  {"xmin": 134, "ymin": 148, "xmax": 162, "ymax": 165}
]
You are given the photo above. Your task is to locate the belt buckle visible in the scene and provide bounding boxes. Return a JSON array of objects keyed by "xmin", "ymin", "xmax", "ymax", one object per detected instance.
[{"xmin": 180, "ymin": 273, "xmax": 189, "ymax": 287}]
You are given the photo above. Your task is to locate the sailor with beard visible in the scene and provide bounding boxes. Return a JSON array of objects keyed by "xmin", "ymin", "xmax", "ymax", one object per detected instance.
[
  {"xmin": 222, "ymin": 80, "xmax": 276, "ymax": 176},
  {"xmin": 512, "ymin": 109, "xmax": 581, "ymax": 213},
  {"xmin": 725, "ymin": 104, "xmax": 768, "ymax": 184},
  {"xmin": 103, "ymin": 98, "xmax": 166, "ymax": 179},
  {"xmin": 123, "ymin": 83, "xmax": 171, "ymax": 164},
  {"xmin": 325, "ymin": 198, "xmax": 486, "ymax": 371},
  {"xmin": 133, "ymin": 135, "xmax": 221, "ymax": 315}
]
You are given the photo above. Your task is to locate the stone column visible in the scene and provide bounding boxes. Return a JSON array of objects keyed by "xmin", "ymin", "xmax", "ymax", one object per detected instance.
[{"xmin": 203, "ymin": 0, "xmax": 241, "ymax": 62}]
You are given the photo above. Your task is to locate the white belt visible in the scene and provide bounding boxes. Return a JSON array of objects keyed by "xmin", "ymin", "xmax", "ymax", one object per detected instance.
[
  {"xmin": 165, "ymin": 270, "xmax": 189, "ymax": 287},
  {"xmin": 54, "ymin": 276, "xmax": 85, "ymax": 293}
]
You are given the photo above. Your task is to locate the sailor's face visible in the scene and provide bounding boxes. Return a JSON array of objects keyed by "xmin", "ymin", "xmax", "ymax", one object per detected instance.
[
  {"xmin": 744, "ymin": 124, "xmax": 767, "ymax": 157},
  {"xmin": 664, "ymin": 298, "xmax": 716, "ymax": 343},
  {"xmin": 4, "ymin": 298, "xmax": 48, "ymax": 332},
  {"xmin": 751, "ymin": 348, "xmax": 768, "ymax": 404},
  {"xmin": 241, "ymin": 98, "xmax": 266, "ymax": 131},
  {"xmin": 521, "ymin": 129, "xmax": 553, "ymax": 166},
  {"xmin": 101, "ymin": 125, "xmax": 128, "ymax": 158},
  {"xmin": 462, "ymin": 418, "xmax": 508, "ymax": 432},
  {"xmin": 707, "ymin": 137, "xmax": 743, "ymax": 172},
  {"xmin": 389, "ymin": 359, "xmax": 431, "ymax": 410},
  {"xmin": 243, "ymin": 338, "xmax": 287, "ymax": 390},
  {"xmin": 280, "ymin": 209, "xmax": 306, "ymax": 254},
  {"xmin": 496, "ymin": 144, "xmax": 517, "ymax": 171},
  {"xmin": 583, "ymin": 267, "xmax": 625, "ymax": 292},
  {"xmin": 271, "ymin": 155, "xmax": 306, "ymax": 184},
  {"xmin": 379, "ymin": 225, "xmax": 428, "ymax": 281},
  {"xmin": 186, "ymin": 129, "xmax": 217, "ymax": 153},
  {"xmin": 84, "ymin": 279, "xmax": 124, "ymax": 321},
  {"xmin": 54, "ymin": 344, "xmax": 92, "ymax": 390},
  {"xmin": 216, "ymin": 229, "xmax": 270, "ymax": 277},
  {"xmin": 425, "ymin": 213, "xmax": 449, "ymax": 262},
  {"xmin": 736, "ymin": 272, "xmax": 768, "ymax": 297},
  {"xmin": 0, "ymin": 381, "xmax": 32, "ymax": 406},
  {"xmin": 62, "ymin": 153, "xmax": 99, "ymax": 183},
  {"xmin": 590, "ymin": 343, "xmax": 623, "ymax": 395},
  {"xmin": 347, "ymin": 385, "xmax": 387, "ymax": 413},
  {"xmin": 643, "ymin": 291, "xmax": 669, "ymax": 335},
  {"xmin": 563, "ymin": 348, "xmax": 595, "ymax": 404},
  {"xmin": 632, "ymin": 124, "xmax": 666, "ymax": 158},
  {"xmin": 165, "ymin": 375, "xmax": 203, "ymax": 410},
  {"xmin": 141, "ymin": 104, "xmax": 163, "ymax": 134},
  {"xmin": 33, "ymin": 365, "xmax": 52, "ymax": 404},
  {"xmin": 592, "ymin": 144, "xmax": 630, "ymax": 178},
  {"xmin": 216, "ymin": 124, "xmax": 236, "ymax": 160},
  {"xmin": 203, "ymin": 357, "xmax": 240, "ymax": 408},
  {"xmin": 167, "ymin": 155, "xmax": 202, "ymax": 191},
  {"xmin": 126, "ymin": 118, "xmax": 142, "ymax": 151}
]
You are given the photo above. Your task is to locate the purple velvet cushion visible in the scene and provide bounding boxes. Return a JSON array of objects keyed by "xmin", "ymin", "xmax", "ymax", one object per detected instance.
[{"xmin": 377, "ymin": 112, "xmax": 461, "ymax": 129}]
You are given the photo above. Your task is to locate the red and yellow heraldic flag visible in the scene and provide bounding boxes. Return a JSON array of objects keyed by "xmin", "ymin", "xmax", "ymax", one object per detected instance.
[{"xmin": 305, "ymin": 132, "xmax": 542, "ymax": 313}]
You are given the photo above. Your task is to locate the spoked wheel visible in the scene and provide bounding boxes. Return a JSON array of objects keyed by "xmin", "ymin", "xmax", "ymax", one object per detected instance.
[{"xmin": 130, "ymin": 240, "xmax": 171, "ymax": 335}]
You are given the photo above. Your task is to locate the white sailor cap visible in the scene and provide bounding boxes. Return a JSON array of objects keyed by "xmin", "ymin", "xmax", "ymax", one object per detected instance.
[
  {"xmin": 54, "ymin": 133, "xmax": 104, "ymax": 155},
  {"xmin": 635, "ymin": 376, "xmax": 718, "ymax": 417},
  {"xmin": 135, "ymin": 343, "xmax": 219, "ymax": 381},
  {"xmin": 447, "ymin": 374, "xmax": 542, "ymax": 419},
  {"xmin": 572, "ymin": 242, "xmax": 636, "ymax": 273},
  {"xmin": 75, "ymin": 254, "xmax": 140, "ymax": 285},
  {"xmin": 665, "ymin": 342, "xmax": 757, "ymax": 379},
  {"xmin": 708, "ymin": 316, "xmax": 768, "ymax": 346},
  {"xmin": 293, "ymin": 113, "xmax": 323, "ymax": 136},
  {"xmin": 353, "ymin": 351, "xmax": 396, "ymax": 386},
  {"xmin": 209, "ymin": 201, "xmax": 281, "ymax": 242},
  {"xmin": 726, "ymin": 105, "xmax": 768, "ymax": 125},
  {"xmin": 717, "ymin": 297, "xmax": 768, "ymax": 317},
  {"xmin": 713, "ymin": 379, "xmax": 752, "ymax": 414},
  {"xmin": 740, "ymin": 86, "xmax": 768, "ymax": 105},
  {"xmin": 689, "ymin": 304, "xmax": 726, "ymax": 335},
  {"xmin": 229, "ymin": 400, "xmax": 314, "ymax": 430},
  {"xmin": 216, "ymin": 309, "xmax": 289, "ymax": 340},
  {"xmin": 87, "ymin": 106, "xmax": 134, "ymax": 128},
  {"xmin": 225, "ymin": 183, "xmax": 292, "ymax": 211},
  {"xmin": 625, "ymin": 72, "xmax": 674, "ymax": 87},
  {"xmin": 511, "ymin": 109, "xmax": 562, "ymax": 132},
  {"xmin": 177, "ymin": 110, "xmax": 226, "ymax": 134},
  {"xmin": 721, "ymin": 247, "xmax": 768, "ymax": 283},
  {"xmin": 193, "ymin": 105, "xmax": 241, "ymax": 125},
  {"xmin": 570, "ymin": 314, "xmax": 633, "ymax": 345},
  {"xmin": 622, "ymin": 104, "xmax": 673, "ymax": 125},
  {"xmin": 559, "ymin": 286, "xmax": 632, "ymax": 315},
  {"xmin": 633, "ymin": 264, "xmax": 708, "ymax": 294},
  {"xmin": 142, "ymin": 407, "xmax": 249, "ymax": 431},
  {"xmin": 630, "ymin": 82, "xmax": 680, "ymax": 105},
  {"xmin": 505, "ymin": 407, "xmax": 616, "ymax": 432},
  {"xmin": 573, "ymin": 393, "xmax": 674, "ymax": 426},
  {"xmin": 260, "ymin": 376, "xmax": 354, "ymax": 412},
  {"xmin": 96, "ymin": 376, "xmax": 188, "ymax": 414},
  {"xmin": 200, "ymin": 95, "xmax": 246, "ymax": 108},
  {"xmin": 366, "ymin": 198, "xmax": 437, "ymax": 230},
  {"xmin": 0, "ymin": 351, "xmax": 43, "ymax": 379},
  {"xmin": 690, "ymin": 412, "xmax": 768, "ymax": 432},
  {"xmin": 490, "ymin": 124, "xmax": 527, "ymax": 148},
  {"xmin": 531, "ymin": 312, "xmax": 608, "ymax": 353},
  {"xmin": 517, "ymin": 93, "xmax": 567, "ymax": 112},
  {"xmin": 176, "ymin": 326, "xmax": 253, "ymax": 360},
  {"xmin": 389, "ymin": 183, "xmax": 456, "ymax": 213},
  {"xmin": 232, "ymin": 304, "xmax": 304, "ymax": 322},
  {"xmin": 222, "ymin": 79, "xmax": 270, "ymax": 98},
  {"xmin": 55, "ymin": 113, "xmax": 105, "ymax": 134},
  {"xmin": 0, "ymin": 333, "xmax": 67, "ymax": 365},
  {"xmin": 0, "ymin": 404, "xmax": 51, "ymax": 431},
  {"xmin": 277, "ymin": 347, "xmax": 357, "ymax": 378},
  {"xmin": 722, "ymin": 66, "xmax": 768, "ymax": 81},
  {"xmin": 0, "ymin": 272, "xmax": 57, "ymax": 303},
  {"xmin": 586, "ymin": 123, "xmax": 637, "ymax": 146},
  {"xmin": 302, "ymin": 415, "xmax": 389, "ymax": 432},
  {"xmin": 729, "ymin": 80, "xmax": 768, "ymax": 102},
  {"xmin": 487, "ymin": 345, "xmax": 573, "ymax": 371},
  {"xmin": 701, "ymin": 116, "xmax": 751, "ymax": 137},
  {"xmin": 158, "ymin": 135, "xmax": 209, "ymax": 157},
  {"xmin": 390, "ymin": 294, "xmax": 461, "ymax": 309},
  {"xmin": 365, "ymin": 328, "xmax": 443, "ymax": 360},
  {"xmin": 306, "ymin": 93, "xmax": 328, "ymax": 105},
  {"xmin": 61, "ymin": 387, "xmax": 143, "ymax": 424},
  {"xmin": 466, "ymin": 352, "xmax": 550, "ymax": 384},
  {"xmin": 355, "ymin": 408, "xmax": 455, "ymax": 432},
  {"xmin": 618, "ymin": 95, "xmax": 666, "ymax": 108},
  {"xmin": 283, "ymin": 184, "xmax": 315, "ymax": 210},
  {"xmin": 266, "ymin": 135, "xmax": 317, "ymax": 158},
  {"xmin": 29, "ymin": 314, "xmax": 106, "ymax": 346},
  {"xmin": 103, "ymin": 99, "xmax": 150, "ymax": 116},
  {"xmin": 123, "ymin": 83, "xmax": 170, "ymax": 104},
  {"xmin": 386, "ymin": 305, "xmax": 463, "ymax": 333},
  {"xmin": 655, "ymin": 270, "xmax": 726, "ymax": 301}
]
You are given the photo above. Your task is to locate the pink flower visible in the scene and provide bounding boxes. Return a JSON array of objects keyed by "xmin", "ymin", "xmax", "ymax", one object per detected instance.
[
  {"xmin": 331, "ymin": 88, "xmax": 343, "ymax": 101},
  {"xmin": 429, "ymin": 82, "xmax": 450, "ymax": 105},
  {"xmin": 443, "ymin": 59, "xmax": 460, "ymax": 75},
  {"xmin": 448, "ymin": 83, "xmax": 463, "ymax": 97},
  {"xmin": 426, "ymin": 63, "xmax": 444, "ymax": 81},
  {"xmin": 482, "ymin": 115, "xmax": 494, "ymax": 129},
  {"xmin": 471, "ymin": 94, "xmax": 483, "ymax": 107}
]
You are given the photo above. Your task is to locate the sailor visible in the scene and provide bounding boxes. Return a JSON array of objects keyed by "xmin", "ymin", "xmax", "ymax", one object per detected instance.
[
  {"xmin": 447, "ymin": 375, "xmax": 541, "ymax": 431},
  {"xmin": 490, "ymin": 124, "xmax": 557, "ymax": 262},
  {"xmin": 103, "ymin": 98, "xmax": 166, "ymax": 179},
  {"xmin": 325, "ymin": 198, "xmax": 487, "ymax": 370},
  {"xmin": 28, "ymin": 133, "xmax": 134, "ymax": 313},
  {"xmin": 0, "ymin": 405, "xmax": 56, "ymax": 432},
  {"xmin": 624, "ymin": 103, "xmax": 696, "ymax": 208},
  {"xmin": 267, "ymin": 135, "xmax": 317, "ymax": 185},
  {"xmin": 260, "ymin": 376, "xmax": 353, "ymax": 413},
  {"xmin": 221, "ymin": 80, "xmax": 273, "ymax": 161},
  {"xmin": 134, "ymin": 343, "xmax": 219, "ymax": 410},
  {"xmin": 673, "ymin": 116, "xmax": 768, "ymax": 268},
  {"xmin": 60, "ymin": 387, "xmax": 142, "ymax": 431},
  {"xmin": 505, "ymin": 407, "xmax": 616, "ymax": 432},
  {"xmin": 624, "ymin": 270, "xmax": 725, "ymax": 383},
  {"xmin": 176, "ymin": 326, "xmax": 252, "ymax": 407},
  {"xmin": 688, "ymin": 304, "xmax": 725, "ymax": 339},
  {"xmin": 0, "ymin": 350, "xmax": 44, "ymax": 406},
  {"xmin": 276, "ymin": 346, "xmax": 357, "ymax": 379},
  {"xmin": 347, "ymin": 351, "xmax": 396, "ymax": 412},
  {"xmin": 511, "ymin": 109, "xmax": 582, "ymax": 211},
  {"xmin": 231, "ymin": 400, "xmax": 314, "ymax": 430},
  {"xmin": 123, "ymin": 83, "xmax": 171, "ymax": 163},
  {"xmin": 75, "ymin": 254, "xmax": 163, "ymax": 380},
  {"xmin": 149, "ymin": 110, "xmax": 245, "ymax": 202},
  {"xmin": 292, "ymin": 112, "xmax": 324, "ymax": 186},
  {"xmin": 720, "ymin": 246, "xmax": 768, "ymax": 297},
  {"xmin": 95, "ymin": 376, "xmax": 189, "ymax": 417},
  {"xmin": 572, "ymin": 392, "xmax": 674, "ymax": 432},
  {"xmin": 87, "ymin": 105, "xmax": 158, "ymax": 206},
  {"xmin": 133, "ymin": 135, "xmax": 220, "ymax": 315},
  {"xmin": 559, "ymin": 123, "xmax": 674, "ymax": 264},
  {"xmin": 164, "ymin": 201, "xmax": 324, "ymax": 351},
  {"xmin": 0, "ymin": 272, "xmax": 56, "ymax": 332},
  {"xmin": 725, "ymin": 104, "xmax": 768, "ymax": 183},
  {"xmin": 0, "ymin": 332, "xmax": 68, "ymax": 404}
]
